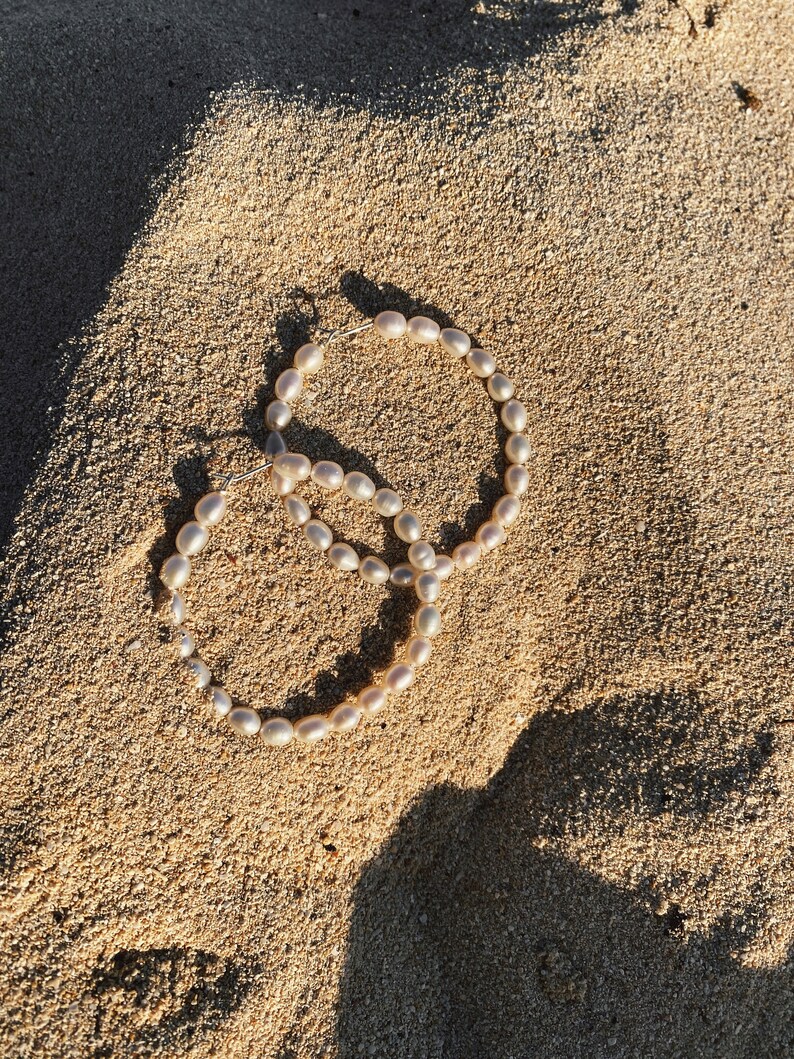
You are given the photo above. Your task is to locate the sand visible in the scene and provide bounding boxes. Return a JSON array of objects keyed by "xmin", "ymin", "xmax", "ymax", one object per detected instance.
[{"xmin": 1, "ymin": 0, "xmax": 793, "ymax": 1055}]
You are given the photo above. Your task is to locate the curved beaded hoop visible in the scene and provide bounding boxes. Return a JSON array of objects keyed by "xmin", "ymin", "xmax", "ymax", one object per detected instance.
[{"xmin": 158, "ymin": 307, "xmax": 530, "ymax": 747}]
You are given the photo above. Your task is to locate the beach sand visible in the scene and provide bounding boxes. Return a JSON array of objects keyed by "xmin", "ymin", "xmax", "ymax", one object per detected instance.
[{"xmin": 1, "ymin": 1, "xmax": 792, "ymax": 1055}]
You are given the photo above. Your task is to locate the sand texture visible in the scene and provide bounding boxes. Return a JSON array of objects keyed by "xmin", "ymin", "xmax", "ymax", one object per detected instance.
[{"xmin": 1, "ymin": 0, "xmax": 793, "ymax": 1055}]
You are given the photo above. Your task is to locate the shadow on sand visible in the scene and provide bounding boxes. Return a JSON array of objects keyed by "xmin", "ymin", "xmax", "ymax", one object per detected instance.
[{"xmin": 335, "ymin": 687, "xmax": 792, "ymax": 1057}]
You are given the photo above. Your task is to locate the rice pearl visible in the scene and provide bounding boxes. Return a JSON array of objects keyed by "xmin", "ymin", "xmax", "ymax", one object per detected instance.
[
  {"xmin": 311, "ymin": 460, "xmax": 344, "ymax": 490},
  {"xmin": 406, "ymin": 636, "xmax": 432, "ymax": 667},
  {"xmin": 505, "ymin": 433, "xmax": 531, "ymax": 464},
  {"xmin": 274, "ymin": 368, "xmax": 303, "ymax": 402},
  {"xmin": 303, "ymin": 519, "xmax": 333, "ymax": 551},
  {"xmin": 357, "ymin": 686, "xmax": 387, "ymax": 716},
  {"xmin": 293, "ymin": 343, "xmax": 324, "ymax": 374},
  {"xmin": 168, "ymin": 591, "xmax": 185, "ymax": 624},
  {"xmin": 453, "ymin": 541, "xmax": 481, "ymax": 570},
  {"xmin": 493, "ymin": 494, "xmax": 521, "ymax": 528},
  {"xmin": 265, "ymin": 399, "xmax": 292, "ymax": 431},
  {"xmin": 344, "ymin": 471, "xmax": 376, "ymax": 501},
  {"xmin": 274, "ymin": 452, "xmax": 311, "ymax": 481},
  {"xmin": 488, "ymin": 373, "xmax": 514, "ymax": 402},
  {"xmin": 211, "ymin": 686, "xmax": 233, "ymax": 717},
  {"xmin": 414, "ymin": 602, "xmax": 442, "ymax": 638},
  {"xmin": 264, "ymin": 430, "xmax": 287, "ymax": 458},
  {"xmin": 372, "ymin": 487, "xmax": 403, "ymax": 517},
  {"xmin": 294, "ymin": 714, "xmax": 330, "ymax": 743},
  {"xmin": 406, "ymin": 315, "xmax": 441, "ymax": 344},
  {"xmin": 161, "ymin": 553, "xmax": 191, "ymax": 590},
  {"xmin": 328, "ymin": 542, "xmax": 360, "ymax": 571},
  {"xmin": 439, "ymin": 327, "xmax": 471, "ymax": 358},
  {"xmin": 270, "ymin": 468, "xmax": 295, "ymax": 496},
  {"xmin": 176, "ymin": 628, "xmax": 195, "ymax": 659},
  {"xmin": 384, "ymin": 663, "xmax": 415, "ymax": 694},
  {"xmin": 501, "ymin": 399, "xmax": 527, "ymax": 433},
  {"xmin": 408, "ymin": 540, "xmax": 436, "ymax": 571},
  {"xmin": 261, "ymin": 717, "xmax": 294, "ymax": 746},
  {"xmin": 475, "ymin": 520, "xmax": 506, "ymax": 552},
  {"xmin": 374, "ymin": 310, "xmax": 407, "ymax": 339},
  {"xmin": 394, "ymin": 510, "xmax": 422, "ymax": 543},
  {"xmin": 185, "ymin": 657, "xmax": 211, "ymax": 689},
  {"xmin": 415, "ymin": 570, "xmax": 441, "ymax": 603},
  {"xmin": 194, "ymin": 491, "xmax": 227, "ymax": 528},
  {"xmin": 228, "ymin": 706, "xmax": 261, "ymax": 736},
  {"xmin": 433, "ymin": 554, "xmax": 454, "ymax": 580},
  {"xmin": 329, "ymin": 703, "xmax": 362, "ymax": 733},
  {"xmin": 359, "ymin": 556, "xmax": 390, "ymax": 585},
  {"xmin": 505, "ymin": 463, "xmax": 530, "ymax": 496},
  {"xmin": 175, "ymin": 521, "xmax": 209, "ymax": 557},
  {"xmin": 466, "ymin": 349, "xmax": 496, "ymax": 378},
  {"xmin": 390, "ymin": 563, "xmax": 415, "ymax": 587},
  {"xmin": 282, "ymin": 494, "xmax": 311, "ymax": 526}
]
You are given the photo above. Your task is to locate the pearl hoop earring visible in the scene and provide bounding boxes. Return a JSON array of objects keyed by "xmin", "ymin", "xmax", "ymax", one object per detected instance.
[{"xmin": 159, "ymin": 310, "xmax": 530, "ymax": 746}]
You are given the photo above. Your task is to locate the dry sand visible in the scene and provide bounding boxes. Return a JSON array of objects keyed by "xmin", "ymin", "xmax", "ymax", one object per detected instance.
[{"xmin": 1, "ymin": 1, "xmax": 793, "ymax": 1056}]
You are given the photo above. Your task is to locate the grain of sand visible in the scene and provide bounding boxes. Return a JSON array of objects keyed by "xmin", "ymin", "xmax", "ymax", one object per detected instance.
[{"xmin": 1, "ymin": 1, "xmax": 793, "ymax": 1056}]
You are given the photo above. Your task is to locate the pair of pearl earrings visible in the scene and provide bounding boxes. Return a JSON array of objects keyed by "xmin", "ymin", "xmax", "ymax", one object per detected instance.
[{"xmin": 159, "ymin": 310, "xmax": 530, "ymax": 746}]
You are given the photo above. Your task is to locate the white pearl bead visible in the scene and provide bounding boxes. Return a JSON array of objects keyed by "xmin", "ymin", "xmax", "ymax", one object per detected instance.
[
  {"xmin": 194, "ymin": 491, "xmax": 227, "ymax": 528},
  {"xmin": 357, "ymin": 685, "xmax": 387, "ymax": 716},
  {"xmin": 168, "ymin": 591, "xmax": 185, "ymax": 624},
  {"xmin": 161, "ymin": 553, "xmax": 191, "ymax": 590},
  {"xmin": 185, "ymin": 656, "xmax": 211, "ymax": 688},
  {"xmin": 493, "ymin": 494, "xmax": 521, "ymax": 528},
  {"xmin": 439, "ymin": 327, "xmax": 471, "ymax": 357},
  {"xmin": 374, "ymin": 310, "xmax": 407, "ymax": 339},
  {"xmin": 270, "ymin": 468, "xmax": 295, "ymax": 496},
  {"xmin": 406, "ymin": 315, "xmax": 441, "ymax": 344},
  {"xmin": 415, "ymin": 570, "xmax": 441, "ymax": 603},
  {"xmin": 505, "ymin": 433, "xmax": 531, "ymax": 464},
  {"xmin": 282, "ymin": 494, "xmax": 311, "ymax": 526},
  {"xmin": 294, "ymin": 342, "xmax": 324, "ymax": 374},
  {"xmin": 211, "ymin": 686, "xmax": 232, "ymax": 717},
  {"xmin": 433, "ymin": 554, "xmax": 454, "ymax": 580},
  {"xmin": 175, "ymin": 520, "xmax": 209, "ymax": 557},
  {"xmin": 274, "ymin": 452, "xmax": 311, "ymax": 481},
  {"xmin": 265, "ymin": 399, "xmax": 292, "ymax": 431},
  {"xmin": 487, "ymin": 373, "xmax": 514, "ymax": 401},
  {"xmin": 394, "ymin": 509, "xmax": 422, "ymax": 543},
  {"xmin": 303, "ymin": 519, "xmax": 333, "ymax": 551},
  {"xmin": 228, "ymin": 706, "xmax": 261, "ymax": 736},
  {"xmin": 329, "ymin": 703, "xmax": 362, "ymax": 733},
  {"xmin": 466, "ymin": 348, "xmax": 496, "ymax": 378},
  {"xmin": 327, "ymin": 542, "xmax": 360, "ymax": 571},
  {"xmin": 372, "ymin": 488, "xmax": 403, "ymax": 517},
  {"xmin": 261, "ymin": 717, "xmax": 294, "ymax": 746},
  {"xmin": 407, "ymin": 540, "xmax": 436, "ymax": 571},
  {"xmin": 406, "ymin": 636, "xmax": 432, "ymax": 667},
  {"xmin": 274, "ymin": 368, "xmax": 303, "ymax": 402},
  {"xmin": 452, "ymin": 541, "xmax": 481, "ymax": 570},
  {"xmin": 264, "ymin": 430, "xmax": 287, "ymax": 458},
  {"xmin": 176, "ymin": 628, "xmax": 195, "ymax": 658},
  {"xmin": 414, "ymin": 603, "xmax": 441, "ymax": 638},
  {"xmin": 384, "ymin": 663, "xmax": 415, "ymax": 694},
  {"xmin": 344, "ymin": 471, "xmax": 376, "ymax": 501},
  {"xmin": 311, "ymin": 460, "xmax": 344, "ymax": 490},
  {"xmin": 294, "ymin": 714, "xmax": 330, "ymax": 743},
  {"xmin": 501, "ymin": 399, "xmax": 527, "ymax": 433},
  {"xmin": 505, "ymin": 463, "xmax": 530, "ymax": 496},
  {"xmin": 475, "ymin": 520, "xmax": 506, "ymax": 552},
  {"xmin": 389, "ymin": 563, "xmax": 415, "ymax": 587},
  {"xmin": 359, "ymin": 556, "xmax": 390, "ymax": 585}
]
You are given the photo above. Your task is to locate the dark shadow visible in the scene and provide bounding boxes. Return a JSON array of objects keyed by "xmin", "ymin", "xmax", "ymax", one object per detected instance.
[
  {"xmin": 337, "ymin": 688, "xmax": 792, "ymax": 1056},
  {"xmin": 89, "ymin": 946, "xmax": 261, "ymax": 1056},
  {"xmin": 0, "ymin": 0, "xmax": 637, "ymax": 561}
]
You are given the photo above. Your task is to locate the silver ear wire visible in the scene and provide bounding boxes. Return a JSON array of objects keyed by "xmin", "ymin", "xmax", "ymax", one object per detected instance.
[
  {"xmin": 315, "ymin": 319, "xmax": 373, "ymax": 346},
  {"xmin": 212, "ymin": 460, "xmax": 273, "ymax": 490}
]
